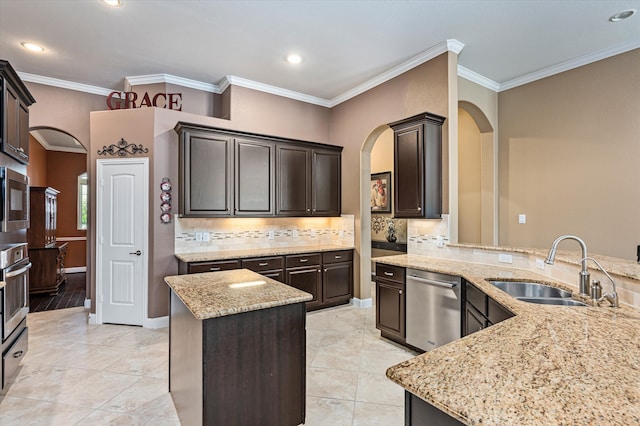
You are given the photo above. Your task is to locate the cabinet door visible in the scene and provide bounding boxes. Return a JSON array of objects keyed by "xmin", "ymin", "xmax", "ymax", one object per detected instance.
[
  {"xmin": 322, "ymin": 261, "xmax": 353, "ymax": 304},
  {"xmin": 17, "ymin": 101, "xmax": 29, "ymax": 162},
  {"xmin": 376, "ymin": 278, "xmax": 405, "ymax": 340},
  {"xmin": 235, "ymin": 138, "xmax": 275, "ymax": 216},
  {"xmin": 464, "ymin": 303, "xmax": 486, "ymax": 337},
  {"xmin": 286, "ymin": 266, "xmax": 321, "ymax": 309},
  {"xmin": 260, "ymin": 270, "xmax": 285, "ymax": 283},
  {"xmin": 4, "ymin": 83, "xmax": 20, "ymax": 157},
  {"xmin": 180, "ymin": 131, "xmax": 233, "ymax": 216},
  {"xmin": 186, "ymin": 259, "xmax": 241, "ymax": 274},
  {"xmin": 311, "ymin": 149, "xmax": 341, "ymax": 216},
  {"xmin": 276, "ymin": 145, "xmax": 310, "ymax": 216},
  {"xmin": 393, "ymin": 123, "xmax": 424, "ymax": 218}
]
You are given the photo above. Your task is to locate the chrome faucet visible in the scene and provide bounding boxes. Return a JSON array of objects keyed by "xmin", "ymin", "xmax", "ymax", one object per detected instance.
[
  {"xmin": 544, "ymin": 235, "xmax": 590, "ymax": 297},
  {"xmin": 583, "ymin": 257, "xmax": 619, "ymax": 308}
]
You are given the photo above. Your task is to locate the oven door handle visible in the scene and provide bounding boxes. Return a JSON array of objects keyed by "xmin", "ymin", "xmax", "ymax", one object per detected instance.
[{"xmin": 6, "ymin": 262, "xmax": 32, "ymax": 278}]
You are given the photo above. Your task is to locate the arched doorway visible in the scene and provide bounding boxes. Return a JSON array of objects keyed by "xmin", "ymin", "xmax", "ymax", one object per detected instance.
[{"xmin": 457, "ymin": 101, "xmax": 495, "ymax": 245}]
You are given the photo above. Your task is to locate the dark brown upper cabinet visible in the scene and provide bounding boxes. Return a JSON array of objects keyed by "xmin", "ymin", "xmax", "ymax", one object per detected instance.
[
  {"xmin": 1, "ymin": 60, "xmax": 36, "ymax": 164},
  {"xmin": 176, "ymin": 123, "xmax": 342, "ymax": 218},
  {"xmin": 235, "ymin": 138, "xmax": 275, "ymax": 216},
  {"xmin": 390, "ymin": 112, "xmax": 445, "ymax": 219},
  {"xmin": 178, "ymin": 125, "xmax": 234, "ymax": 217}
]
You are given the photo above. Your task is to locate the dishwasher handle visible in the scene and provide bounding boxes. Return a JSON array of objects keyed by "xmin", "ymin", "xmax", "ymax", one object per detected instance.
[{"xmin": 407, "ymin": 274, "xmax": 458, "ymax": 289}]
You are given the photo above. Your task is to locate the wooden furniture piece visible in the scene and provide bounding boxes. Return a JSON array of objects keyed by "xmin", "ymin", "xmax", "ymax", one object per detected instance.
[
  {"xmin": 175, "ymin": 122, "xmax": 342, "ymax": 218},
  {"xmin": 28, "ymin": 242, "xmax": 68, "ymax": 295},
  {"xmin": 27, "ymin": 187, "xmax": 67, "ymax": 295},
  {"xmin": 165, "ymin": 269, "xmax": 311, "ymax": 426},
  {"xmin": 375, "ymin": 263, "xmax": 406, "ymax": 344},
  {"xmin": 390, "ymin": 112, "xmax": 446, "ymax": 219},
  {"xmin": 0, "ymin": 60, "xmax": 35, "ymax": 164},
  {"xmin": 177, "ymin": 248, "xmax": 354, "ymax": 312}
]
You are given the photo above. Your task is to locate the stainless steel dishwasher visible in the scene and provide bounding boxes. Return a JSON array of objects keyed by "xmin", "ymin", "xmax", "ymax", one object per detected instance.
[{"xmin": 406, "ymin": 268, "xmax": 461, "ymax": 352}]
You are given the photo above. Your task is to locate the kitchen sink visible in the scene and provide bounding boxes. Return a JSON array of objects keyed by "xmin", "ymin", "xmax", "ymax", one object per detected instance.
[
  {"xmin": 517, "ymin": 297, "xmax": 587, "ymax": 307},
  {"xmin": 488, "ymin": 281, "xmax": 572, "ymax": 299}
]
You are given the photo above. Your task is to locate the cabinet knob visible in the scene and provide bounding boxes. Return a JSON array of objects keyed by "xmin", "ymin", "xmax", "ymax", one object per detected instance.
[
  {"xmin": 399, "ymin": 290, "xmax": 403, "ymax": 295},
  {"xmin": 307, "ymin": 209, "xmax": 310, "ymax": 212},
  {"xmin": 417, "ymin": 206, "xmax": 422, "ymax": 211},
  {"xmin": 324, "ymin": 269, "xmax": 327, "ymax": 272}
]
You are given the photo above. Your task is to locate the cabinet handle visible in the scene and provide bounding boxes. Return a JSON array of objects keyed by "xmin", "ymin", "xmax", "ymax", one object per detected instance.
[
  {"xmin": 13, "ymin": 350, "xmax": 24, "ymax": 358},
  {"xmin": 334, "ymin": 255, "xmax": 342, "ymax": 259},
  {"xmin": 129, "ymin": 250, "xmax": 142, "ymax": 256},
  {"xmin": 299, "ymin": 258, "xmax": 308, "ymax": 263},
  {"xmin": 209, "ymin": 267, "xmax": 221, "ymax": 271},
  {"xmin": 258, "ymin": 262, "xmax": 269, "ymax": 266},
  {"xmin": 384, "ymin": 272, "xmax": 394, "ymax": 277}
]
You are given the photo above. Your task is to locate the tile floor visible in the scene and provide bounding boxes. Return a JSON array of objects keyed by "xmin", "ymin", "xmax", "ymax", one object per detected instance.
[{"xmin": 0, "ymin": 302, "xmax": 417, "ymax": 425}]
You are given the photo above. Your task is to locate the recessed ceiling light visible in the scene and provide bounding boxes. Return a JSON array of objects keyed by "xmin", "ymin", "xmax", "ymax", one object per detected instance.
[
  {"xmin": 286, "ymin": 54, "xmax": 302, "ymax": 64},
  {"xmin": 21, "ymin": 42, "xmax": 45, "ymax": 53},
  {"xmin": 609, "ymin": 9, "xmax": 636, "ymax": 22},
  {"xmin": 102, "ymin": 0, "xmax": 122, "ymax": 6}
]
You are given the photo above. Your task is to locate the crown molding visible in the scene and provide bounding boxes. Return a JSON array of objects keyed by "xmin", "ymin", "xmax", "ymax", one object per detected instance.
[
  {"xmin": 498, "ymin": 40, "xmax": 640, "ymax": 92},
  {"xmin": 17, "ymin": 72, "xmax": 112, "ymax": 96},
  {"xmin": 329, "ymin": 39, "xmax": 465, "ymax": 107},
  {"xmin": 30, "ymin": 130, "xmax": 87, "ymax": 153},
  {"xmin": 223, "ymin": 75, "xmax": 332, "ymax": 107},
  {"xmin": 125, "ymin": 74, "xmax": 221, "ymax": 93},
  {"xmin": 457, "ymin": 65, "xmax": 500, "ymax": 92}
]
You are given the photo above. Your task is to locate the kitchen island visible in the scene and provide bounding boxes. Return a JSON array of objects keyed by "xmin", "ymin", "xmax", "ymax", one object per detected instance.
[
  {"xmin": 165, "ymin": 269, "xmax": 312, "ymax": 426},
  {"xmin": 377, "ymin": 254, "xmax": 640, "ymax": 425}
]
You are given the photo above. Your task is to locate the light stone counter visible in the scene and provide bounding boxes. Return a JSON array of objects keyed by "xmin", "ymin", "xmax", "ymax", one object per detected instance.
[
  {"xmin": 164, "ymin": 269, "xmax": 312, "ymax": 320},
  {"xmin": 377, "ymin": 254, "xmax": 640, "ymax": 425},
  {"xmin": 175, "ymin": 244, "xmax": 354, "ymax": 263}
]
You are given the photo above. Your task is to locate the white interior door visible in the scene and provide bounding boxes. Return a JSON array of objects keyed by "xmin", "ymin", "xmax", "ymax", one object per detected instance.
[{"xmin": 97, "ymin": 158, "xmax": 148, "ymax": 326}]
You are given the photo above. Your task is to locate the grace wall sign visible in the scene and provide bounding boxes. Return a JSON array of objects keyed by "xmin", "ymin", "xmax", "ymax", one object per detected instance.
[{"xmin": 106, "ymin": 91, "xmax": 182, "ymax": 111}]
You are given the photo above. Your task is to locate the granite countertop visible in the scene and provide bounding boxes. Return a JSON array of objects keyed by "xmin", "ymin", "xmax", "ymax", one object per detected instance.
[
  {"xmin": 175, "ymin": 244, "xmax": 354, "ymax": 263},
  {"xmin": 376, "ymin": 254, "xmax": 640, "ymax": 425},
  {"xmin": 165, "ymin": 269, "xmax": 313, "ymax": 320},
  {"xmin": 0, "ymin": 281, "xmax": 4, "ymax": 290}
]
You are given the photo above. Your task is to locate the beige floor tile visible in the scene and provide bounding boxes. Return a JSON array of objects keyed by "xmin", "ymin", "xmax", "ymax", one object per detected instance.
[
  {"xmin": 307, "ymin": 367, "xmax": 359, "ymax": 400},
  {"xmin": 0, "ymin": 395, "xmax": 93, "ymax": 425},
  {"xmin": 99, "ymin": 376, "xmax": 177, "ymax": 419},
  {"xmin": 353, "ymin": 401, "xmax": 404, "ymax": 425},
  {"xmin": 305, "ymin": 396, "xmax": 354, "ymax": 425},
  {"xmin": 355, "ymin": 371, "xmax": 405, "ymax": 406},
  {"xmin": 102, "ymin": 347, "xmax": 167, "ymax": 376},
  {"xmin": 311, "ymin": 344, "xmax": 362, "ymax": 371}
]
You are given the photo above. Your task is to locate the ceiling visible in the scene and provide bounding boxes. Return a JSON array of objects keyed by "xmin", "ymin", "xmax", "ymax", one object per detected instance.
[{"xmin": 1, "ymin": 0, "xmax": 640, "ymax": 149}]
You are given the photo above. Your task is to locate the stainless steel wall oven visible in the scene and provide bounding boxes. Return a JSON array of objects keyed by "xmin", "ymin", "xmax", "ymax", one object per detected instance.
[{"xmin": 1, "ymin": 242, "xmax": 30, "ymax": 390}]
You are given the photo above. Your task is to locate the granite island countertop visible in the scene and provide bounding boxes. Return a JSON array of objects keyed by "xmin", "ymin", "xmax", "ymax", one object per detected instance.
[
  {"xmin": 175, "ymin": 244, "xmax": 354, "ymax": 263},
  {"xmin": 376, "ymin": 254, "xmax": 640, "ymax": 425},
  {"xmin": 164, "ymin": 269, "xmax": 313, "ymax": 320}
]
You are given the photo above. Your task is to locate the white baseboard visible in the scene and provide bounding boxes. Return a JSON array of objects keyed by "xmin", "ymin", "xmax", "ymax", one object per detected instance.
[
  {"xmin": 66, "ymin": 267, "xmax": 87, "ymax": 273},
  {"xmin": 351, "ymin": 297, "xmax": 373, "ymax": 308},
  {"xmin": 84, "ymin": 298, "xmax": 91, "ymax": 309},
  {"xmin": 144, "ymin": 316, "xmax": 169, "ymax": 329},
  {"xmin": 88, "ymin": 313, "xmax": 98, "ymax": 324}
]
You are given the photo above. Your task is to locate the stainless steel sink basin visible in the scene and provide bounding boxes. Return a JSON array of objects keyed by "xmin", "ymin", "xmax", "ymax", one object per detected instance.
[
  {"xmin": 517, "ymin": 297, "xmax": 587, "ymax": 307},
  {"xmin": 489, "ymin": 281, "xmax": 572, "ymax": 299}
]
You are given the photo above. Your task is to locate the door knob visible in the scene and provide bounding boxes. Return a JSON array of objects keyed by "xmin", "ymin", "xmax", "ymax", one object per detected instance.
[{"xmin": 129, "ymin": 250, "xmax": 142, "ymax": 256}]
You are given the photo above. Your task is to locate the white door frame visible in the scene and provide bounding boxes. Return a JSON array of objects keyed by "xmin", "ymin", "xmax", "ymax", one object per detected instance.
[{"xmin": 95, "ymin": 157, "xmax": 149, "ymax": 326}]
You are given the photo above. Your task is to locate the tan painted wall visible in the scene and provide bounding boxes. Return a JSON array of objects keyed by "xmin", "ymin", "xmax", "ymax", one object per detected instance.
[
  {"xmin": 27, "ymin": 135, "xmax": 47, "ymax": 186},
  {"xmin": 498, "ymin": 48, "xmax": 640, "ymax": 260},
  {"xmin": 370, "ymin": 128, "xmax": 393, "ymax": 175},
  {"xmin": 126, "ymin": 82, "xmax": 220, "ymax": 117},
  {"xmin": 458, "ymin": 108, "xmax": 481, "ymax": 243}
]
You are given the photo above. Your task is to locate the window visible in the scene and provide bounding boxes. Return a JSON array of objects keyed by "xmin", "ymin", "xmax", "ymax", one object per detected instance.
[{"xmin": 77, "ymin": 173, "xmax": 88, "ymax": 230}]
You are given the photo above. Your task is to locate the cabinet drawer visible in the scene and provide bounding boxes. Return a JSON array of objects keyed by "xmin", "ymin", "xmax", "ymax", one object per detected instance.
[
  {"xmin": 3, "ymin": 327, "xmax": 28, "ymax": 389},
  {"xmin": 465, "ymin": 282, "xmax": 487, "ymax": 315},
  {"xmin": 375, "ymin": 263, "xmax": 405, "ymax": 284},
  {"xmin": 322, "ymin": 250, "xmax": 353, "ymax": 264},
  {"xmin": 188, "ymin": 259, "xmax": 241, "ymax": 274},
  {"xmin": 286, "ymin": 253, "xmax": 321, "ymax": 268},
  {"xmin": 241, "ymin": 256, "xmax": 284, "ymax": 272}
]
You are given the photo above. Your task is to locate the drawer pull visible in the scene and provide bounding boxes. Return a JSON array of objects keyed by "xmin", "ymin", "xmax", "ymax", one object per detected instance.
[
  {"xmin": 13, "ymin": 350, "xmax": 24, "ymax": 358},
  {"xmin": 258, "ymin": 262, "xmax": 269, "ymax": 266},
  {"xmin": 209, "ymin": 267, "xmax": 221, "ymax": 271},
  {"xmin": 384, "ymin": 272, "xmax": 394, "ymax": 276},
  {"xmin": 299, "ymin": 258, "xmax": 308, "ymax": 263},
  {"xmin": 335, "ymin": 255, "xmax": 342, "ymax": 259}
]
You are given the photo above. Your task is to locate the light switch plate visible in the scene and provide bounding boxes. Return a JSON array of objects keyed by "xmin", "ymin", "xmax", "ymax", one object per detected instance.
[
  {"xmin": 268, "ymin": 230, "xmax": 275, "ymax": 240},
  {"xmin": 203, "ymin": 232, "xmax": 210, "ymax": 242},
  {"xmin": 195, "ymin": 232, "xmax": 203, "ymax": 242},
  {"xmin": 310, "ymin": 229, "xmax": 317, "ymax": 237},
  {"xmin": 518, "ymin": 214, "xmax": 526, "ymax": 224},
  {"xmin": 292, "ymin": 229, "xmax": 299, "ymax": 238}
]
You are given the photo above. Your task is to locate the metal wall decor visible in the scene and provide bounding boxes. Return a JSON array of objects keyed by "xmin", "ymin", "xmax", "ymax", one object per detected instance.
[
  {"xmin": 160, "ymin": 178, "xmax": 172, "ymax": 224},
  {"xmin": 97, "ymin": 138, "xmax": 149, "ymax": 156}
]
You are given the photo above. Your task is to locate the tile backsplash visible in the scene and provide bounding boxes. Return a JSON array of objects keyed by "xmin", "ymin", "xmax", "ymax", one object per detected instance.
[
  {"xmin": 408, "ymin": 214, "xmax": 450, "ymax": 255},
  {"xmin": 175, "ymin": 215, "xmax": 355, "ymax": 253},
  {"xmin": 371, "ymin": 216, "xmax": 407, "ymax": 243}
]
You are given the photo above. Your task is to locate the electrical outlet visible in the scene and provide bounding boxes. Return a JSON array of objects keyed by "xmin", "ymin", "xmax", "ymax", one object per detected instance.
[
  {"xmin": 292, "ymin": 229, "xmax": 299, "ymax": 238},
  {"xmin": 518, "ymin": 214, "xmax": 526, "ymax": 224},
  {"xmin": 195, "ymin": 232, "xmax": 203, "ymax": 242},
  {"xmin": 498, "ymin": 253, "xmax": 513, "ymax": 264},
  {"xmin": 535, "ymin": 259, "xmax": 545, "ymax": 270},
  {"xmin": 203, "ymin": 232, "xmax": 210, "ymax": 242},
  {"xmin": 268, "ymin": 230, "xmax": 275, "ymax": 240},
  {"xmin": 339, "ymin": 229, "xmax": 344, "ymax": 237},
  {"xmin": 436, "ymin": 236, "xmax": 445, "ymax": 248},
  {"xmin": 310, "ymin": 229, "xmax": 317, "ymax": 237}
]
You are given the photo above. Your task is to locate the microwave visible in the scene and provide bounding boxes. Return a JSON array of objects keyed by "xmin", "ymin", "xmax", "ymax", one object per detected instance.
[{"xmin": 0, "ymin": 167, "xmax": 29, "ymax": 231}]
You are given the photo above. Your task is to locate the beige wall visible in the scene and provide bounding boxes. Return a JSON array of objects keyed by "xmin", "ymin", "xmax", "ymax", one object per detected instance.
[
  {"xmin": 458, "ymin": 108, "xmax": 481, "ymax": 243},
  {"xmin": 370, "ymin": 128, "xmax": 393, "ymax": 174},
  {"xmin": 498, "ymin": 49, "xmax": 640, "ymax": 260}
]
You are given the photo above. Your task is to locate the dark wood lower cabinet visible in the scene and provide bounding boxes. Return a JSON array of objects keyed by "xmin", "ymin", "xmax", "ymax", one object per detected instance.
[
  {"xmin": 28, "ymin": 242, "xmax": 68, "ymax": 295},
  {"xmin": 286, "ymin": 265, "xmax": 322, "ymax": 310},
  {"xmin": 170, "ymin": 292, "xmax": 306, "ymax": 426},
  {"xmin": 462, "ymin": 280, "xmax": 514, "ymax": 337},
  {"xmin": 376, "ymin": 278, "xmax": 405, "ymax": 343},
  {"xmin": 405, "ymin": 392, "xmax": 464, "ymax": 426},
  {"xmin": 322, "ymin": 261, "xmax": 353, "ymax": 306}
]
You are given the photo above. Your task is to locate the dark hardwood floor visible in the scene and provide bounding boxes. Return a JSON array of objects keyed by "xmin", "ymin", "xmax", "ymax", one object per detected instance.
[{"xmin": 29, "ymin": 272, "xmax": 86, "ymax": 313}]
